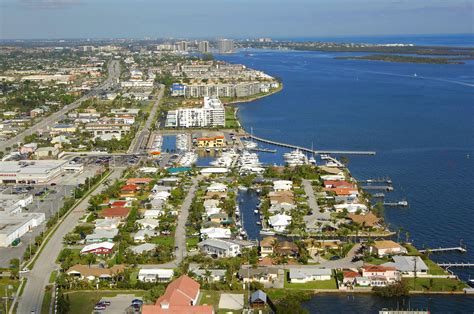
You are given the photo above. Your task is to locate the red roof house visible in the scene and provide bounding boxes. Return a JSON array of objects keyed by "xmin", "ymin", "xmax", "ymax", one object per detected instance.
[
  {"xmin": 142, "ymin": 275, "xmax": 214, "ymax": 314},
  {"xmin": 110, "ymin": 200, "xmax": 130, "ymax": 208},
  {"xmin": 126, "ymin": 178, "xmax": 152, "ymax": 185},
  {"xmin": 323, "ymin": 180, "xmax": 356, "ymax": 189},
  {"xmin": 121, "ymin": 184, "xmax": 140, "ymax": 192},
  {"xmin": 100, "ymin": 207, "xmax": 131, "ymax": 219}
]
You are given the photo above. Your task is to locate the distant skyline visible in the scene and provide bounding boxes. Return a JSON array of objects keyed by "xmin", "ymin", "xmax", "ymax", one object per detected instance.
[{"xmin": 0, "ymin": 0, "xmax": 473, "ymax": 39}]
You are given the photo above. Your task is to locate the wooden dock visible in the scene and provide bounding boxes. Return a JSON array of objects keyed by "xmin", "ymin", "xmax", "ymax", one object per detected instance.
[
  {"xmin": 361, "ymin": 185, "xmax": 394, "ymax": 191},
  {"xmin": 245, "ymin": 134, "xmax": 376, "ymax": 156},
  {"xmin": 437, "ymin": 262, "xmax": 474, "ymax": 267},
  {"xmin": 419, "ymin": 247, "xmax": 467, "ymax": 253}
]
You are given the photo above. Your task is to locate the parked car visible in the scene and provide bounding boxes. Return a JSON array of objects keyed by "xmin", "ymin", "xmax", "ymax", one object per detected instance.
[{"xmin": 94, "ymin": 304, "xmax": 106, "ymax": 310}]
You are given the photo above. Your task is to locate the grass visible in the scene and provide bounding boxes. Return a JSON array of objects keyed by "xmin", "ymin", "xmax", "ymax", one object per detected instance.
[
  {"xmin": 199, "ymin": 290, "xmax": 255, "ymax": 314},
  {"xmin": 283, "ymin": 270, "xmax": 337, "ymax": 289},
  {"xmin": 224, "ymin": 107, "xmax": 239, "ymax": 129},
  {"xmin": 424, "ymin": 259, "xmax": 448, "ymax": 275},
  {"xmin": 41, "ymin": 286, "xmax": 53, "ymax": 314},
  {"xmin": 49, "ymin": 270, "xmax": 58, "ymax": 283},
  {"xmin": 403, "ymin": 278, "xmax": 468, "ymax": 292},
  {"xmin": 186, "ymin": 237, "xmax": 199, "ymax": 250},
  {"xmin": 151, "ymin": 236, "xmax": 175, "ymax": 247},
  {"xmin": 363, "ymin": 256, "xmax": 391, "ymax": 265},
  {"xmin": 66, "ymin": 290, "xmax": 146, "ymax": 314}
]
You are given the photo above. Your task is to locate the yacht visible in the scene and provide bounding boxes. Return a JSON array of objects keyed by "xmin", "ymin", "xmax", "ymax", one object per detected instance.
[
  {"xmin": 178, "ymin": 152, "xmax": 197, "ymax": 167},
  {"xmin": 254, "ymin": 209, "xmax": 259, "ymax": 214},
  {"xmin": 284, "ymin": 149, "xmax": 309, "ymax": 166},
  {"xmin": 176, "ymin": 134, "xmax": 189, "ymax": 151},
  {"xmin": 260, "ymin": 229, "xmax": 276, "ymax": 236},
  {"xmin": 242, "ymin": 140, "xmax": 258, "ymax": 149}
]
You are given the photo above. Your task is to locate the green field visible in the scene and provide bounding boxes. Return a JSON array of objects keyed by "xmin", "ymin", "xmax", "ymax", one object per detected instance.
[
  {"xmin": 151, "ymin": 236, "xmax": 175, "ymax": 247},
  {"xmin": 284, "ymin": 278, "xmax": 338, "ymax": 289},
  {"xmin": 66, "ymin": 290, "xmax": 145, "ymax": 314},
  {"xmin": 186, "ymin": 237, "xmax": 199, "ymax": 250},
  {"xmin": 403, "ymin": 278, "xmax": 468, "ymax": 292},
  {"xmin": 224, "ymin": 107, "xmax": 239, "ymax": 129}
]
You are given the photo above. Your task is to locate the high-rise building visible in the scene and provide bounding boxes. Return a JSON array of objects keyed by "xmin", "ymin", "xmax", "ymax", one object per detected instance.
[
  {"xmin": 198, "ymin": 41, "xmax": 210, "ymax": 53},
  {"xmin": 165, "ymin": 97, "xmax": 225, "ymax": 128},
  {"xmin": 217, "ymin": 39, "xmax": 234, "ymax": 54},
  {"xmin": 175, "ymin": 41, "xmax": 188, "ymax": 52}
]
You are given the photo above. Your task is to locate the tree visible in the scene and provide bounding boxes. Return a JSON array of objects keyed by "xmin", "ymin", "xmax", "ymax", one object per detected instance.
[{"xmin": 9, "ymin": 258, "xmax": 20, "ymax": 279}]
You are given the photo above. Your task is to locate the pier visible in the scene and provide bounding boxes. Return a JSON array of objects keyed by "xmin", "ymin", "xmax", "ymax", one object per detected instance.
[
  {"xmin": 249, "ymin": 147, "xmax": 277, "ymax": 153},
  {"xmin": 358, "ymin": 178, "xmax": 392, "ymax": 184},
  {"xmin": 437, "ymin": 262, "xmax": 474, "ymax": 268},
  {"xmin": 245, "ymin": 134, "xmax": 376, "ymax": 156},
  {"xmin": 361, "ymin": 185, "xmax": 394, "ymax": 191},
  {"xmin": 383, "ymin": 201, "xmax": 408, "ymax": 207},
  {"xmin": 419, "ymin": 247, "xmax": 467, "ymax": 254}
]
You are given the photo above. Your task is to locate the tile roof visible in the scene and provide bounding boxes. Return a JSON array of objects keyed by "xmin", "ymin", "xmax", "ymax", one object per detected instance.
[{"xmin": 100, "ymin": 207, "xmax": 131, "ymax": 218}]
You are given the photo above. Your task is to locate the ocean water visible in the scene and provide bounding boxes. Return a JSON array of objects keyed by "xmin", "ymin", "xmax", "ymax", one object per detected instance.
[{"xmin": 218, "ymin": 35, "xmax": 474, "ymax": 312}]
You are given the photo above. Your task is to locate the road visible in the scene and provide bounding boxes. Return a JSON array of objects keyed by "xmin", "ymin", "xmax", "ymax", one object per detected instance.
[
  {"xmin": 0, "ymin": 60, "xmax": 121, "ymax": 152},
  {"xmin": 17, "ymin": 168, "xmax": 124, "ymax": 314},
  {"xmin": 128, "ymin": 84, "xmax": 165, "ymax": 154},
  {"xmin": 302, "ymin": 179, "xmax": 331, "ymax": 230}
]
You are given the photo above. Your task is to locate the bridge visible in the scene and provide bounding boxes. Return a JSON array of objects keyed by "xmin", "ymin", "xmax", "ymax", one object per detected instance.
[
  {"xmin": 245, "ymin": 134, "xmax": 376, "ymax": 155},
  {"xmin": 419, "ymin": 247, "xmax": 467, "ymax": 253}
]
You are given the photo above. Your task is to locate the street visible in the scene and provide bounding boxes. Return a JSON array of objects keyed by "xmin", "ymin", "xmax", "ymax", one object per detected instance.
[{"xmin": 17, "ymin": 168, "xmax": 124, "ymax": 314}]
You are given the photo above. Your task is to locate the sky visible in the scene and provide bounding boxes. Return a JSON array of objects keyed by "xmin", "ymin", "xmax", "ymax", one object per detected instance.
[{"xmin": 0, "ymin": 0, "xmax": 473, "ymax": 39}]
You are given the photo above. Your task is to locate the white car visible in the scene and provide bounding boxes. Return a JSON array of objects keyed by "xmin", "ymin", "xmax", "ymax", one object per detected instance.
[{"xmin": 19, "ymin": 267, "xmax": 30, "ymax": 274}]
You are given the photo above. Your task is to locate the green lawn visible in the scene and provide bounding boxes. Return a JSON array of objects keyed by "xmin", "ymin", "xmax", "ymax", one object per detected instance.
[
  {"xmin": 0, "ymin": 278, "xmax": 19, "ymax": 313},
  {"xmin": 363, "ymin": 256, "xmax": 391, "ymax": 265},
  {"xmin": 151, "ymin": 236, "xmax": 175, "ymax": 247},
  {"xmin": 285, "ymin": 278, "xmax": 337, "ymax": 289},
  {"xmin": 403, "ymin": 278, "xmax": 468, "ymax": 292},
  {"xmin": 41, "ymin": 286, "xmax": 53, "ymax": 314},
  {"xmin": 186, "ymin": 237, "xmax": 199, "ymax": 250},
  {"xmin": 224, "ymin": 107, "xmax": 239, "ymax": 129},
  {"xmin": 199, "ymin": 290, "xmax": 255, "ymax": 314},
  {"xmin": 424, "ymin": 259, "xmax": 448, "ymax": 275},
  {"xmin": 66, "ymin": 290, "xmax": 146, "ymax": 314}
]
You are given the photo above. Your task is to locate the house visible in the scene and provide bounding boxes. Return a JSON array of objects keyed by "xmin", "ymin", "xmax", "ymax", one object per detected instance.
[
  {"xmin": 204, "ymin": 199, "xmax": 220, "ymax": 209},
  {"xmin": 323, "ymin": 180, "xmax": 356, "ymax": 189},
  {"xmin": 200, "ymin": 227, "xmax": 231, "ymax": 239},
  {"xmin": 138, "ymin": 268, "xmax": 174, "ymax": 283},
  {"xmin": 129, "ymin": 243, "xmax": 157, "ymax": 255},
  {"xmin": 208, "ymin": 213, "xmax": 232, "ymax": 226},
  {"xmin": 100, "ymin": 207, "xmax": 131, "ymax": 220},
  {"xmin": 343, "ymin": 271, "xmax": 361, "ymax": 286},
  {"xmin": 207, "ymin": 182, "xmax": 227, "ymax": 193},
  {"xmin": 66, "ymin": 264, "xmax": 125, "ymax": 281},
  {"xmin": 141, "ymin": 275, "xmax": 214, "ymax": 314},
  {"xmin": 260, "ymin": 236, "xmax": 276, "ymax": 257},
  {"xmin": 190, "ymin": 267, "xmax": 226, "ymax": 283},
  {"xmin": 273, "ymin": 180, "xmax": 293, "ymax": 191},
  {"xmin": 134, "ymin": 229, "xmax": 158, "ymax": 242},
  {"xmin": 20, "ymin": 143, "xmax": 38, "ymax": 154},
  {"xmin": 369, "ymin": 240, "xmax": 408, "ymax": 257},
  {"xmin": 85, "ymin": 229, "xmax": 118, "ymax": 243},
  {"xmin": 126, "ymin": 178, "xmax": 153, "ymax": 185},
  {"xmin": 110, "ymin": 200, "xmax": 131, "ymax": 208},
  {"xmin": 347, "ymin": 212, "xmax": 380, "ymax": 228},
  {"xmin": 30, "ymin": 108, "xmax": 44, "ymax": 118},
  {"xmin": 136, "ymin": 218, "xmax": 160, "ymax": 230},
  {"xmin": 143, "ymin": 209, "xmax": 164, "ymax": 219},
  {"xmin": 361, "ymin": 265, "xmax": 401, "ymax": 286},
  {"xmin": 268, "ymin": 191, "xmax": 294, "ymax": 205},
  {"xmin": 35, "ymin": 147, "xmax": 59, "ymax": 159},
  {"xmin": 151, "ymin": 191, "xmax": 171, "ymax": 201},
  {"xmin": 383, "ymin": 256, "xmax": 428, "ymax": 276},
  {"xmin": 94, "ymin": 218, "xmax": 120, "ymax": 230},
  {"xmin": 268, "ymin": 214, "xmax": 291, "ymax": 232},
  {"xmin": 275, "ymin": 241, "xmax": 299, "ymax": 257},
  {"xmin": 238, "ymin": 267, "xmax": 279, "ymax": 283},
  {"xmin": 198, "ymin": 238, "xmax": 240, "ymax": 258},
  {"xmin": 120, "ymin": 184, "xmax": 140, "ymax": 197},
  {"xmin": 250, "ymin": 290, "xmax": 269, "ymax": 309},
  {"xmin": 80, "ymin": 241, "xmax": 114, "ymax": 255},
  {"xmin": 334, "ymin": 203, "xmax": 367, "ymax": 214},
  {"xmin": 288, "ymin": 268, "xmax": 332, "ymax": 283}
]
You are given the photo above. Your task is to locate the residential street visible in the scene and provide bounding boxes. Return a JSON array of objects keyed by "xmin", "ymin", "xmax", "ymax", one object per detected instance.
[{"xmin": 17, "ymin": 168, "xmax": 124, "ymax": 314}]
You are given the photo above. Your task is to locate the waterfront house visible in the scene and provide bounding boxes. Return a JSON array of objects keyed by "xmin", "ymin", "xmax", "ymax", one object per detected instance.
[
  {"xmin": 141, "ymin": 275, "xmax": 213, "ymax": 314},
  {"xmin": 138, "ymin": 268, "xmax": 174, "ymax": 283},
  {"xmin": 268, "ymin": 191, "xmax": 294, "ymax": 205},
  {"xmin": 275, "ymin": 241, "xmax": 299, "ymax": 257},
  {"xmin": 369, "ymin": 240, "xmax": 408, "ymax": 257},
  {"xmin": 200, "ymin": 227, "xmax": 232, "ymax": 239},
  {"xmin": 324, "ymin": 180, "xmax": 356, "ymax": 189},
  {"xmin": 383, "ymin": 256, "xmax": 428, "ymax": 276},
  {"xmin": 260, "ymin": 236, "xmax": 277, "ymax": 257},
  {"xmin": 207, "ymin": 182, "xmax": 227, "ymax": 193},
  {"xmin": 66, "ymin": 264, "xmax": 125, "ymax": 281},
  {"xmin": 347, "ymin": 212, "xmax": 380, "ymax": 228},
  {"xmin": 361, "ymin": 265, "xmax": 400, "ymax": 286},
  {"xmin": 198, "ymin": 238, "xmax": 241, "ymax": 258},
  {"xmin": 268, "ymin": 214, "xmax": 291, "ymax": 232},
  {"xmin": 197, "ymin": 136, "xmax": 226, "ymax": 148},
  {"xmin": 342, "ymin": 270, "xmax": 361, "ymax": 286},
  {"xmin": 273, "ymin": 180, "xmax": 293, "ymax": 191},
  {"xmin": 289, "ymin": 268, "xmax": 332, "ymax": 283},
  {"xmin": 238, "ymin": 267, "xmax": 279, "ymax": 284},
  {"xmin": 334, "ymin": 203, "xmax": 368, "ymax": 214}
]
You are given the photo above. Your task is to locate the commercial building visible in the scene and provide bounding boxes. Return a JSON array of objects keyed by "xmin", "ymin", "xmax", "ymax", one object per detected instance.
[
  {"xmin": 165, "ymin": 97, "xmax": 225, "ymax": 128},
  {"xmin": 0, "ymin": 212, "xmax": 45, "ymax": 247},
  {"xmin": 197, "ymin": 136, "xmax": 225, "ymax": 148},
  {"xmin": 217, "ymin": 39, "xmax": 234, "ymax": 54},
  {"xmin": 0, "ymin": 160, "xmax": 68, "ymax": 184},
  {"xmin": 175, "ymin": 41, "xmax": 188, "ymax": 52}
]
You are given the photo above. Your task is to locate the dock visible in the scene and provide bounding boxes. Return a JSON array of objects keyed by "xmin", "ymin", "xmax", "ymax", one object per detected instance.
[
  {"xmin": 437, "ymin": 262, "xmax": 474, "ymax": 267},
  {"xmin": 361, "ymin": 185, "xmax": 394, "ymax": 191},
  {"xmin": 419, "ymin": 247, "xmax": 467, "ymax": 253},
  {"xmin": 249, "ymin": 147, "xmax": 277, "ymax": 153},
  {"xmin": 245, "ymin": 134, "xmax": 376, "ymax": 156},
  {"xmin": 383, "ymin": 201, "xmax": 408, "ymax": 207},
  {"xmin": 359, "ymin": 178, "xmax": 392, "ymax": 184}
]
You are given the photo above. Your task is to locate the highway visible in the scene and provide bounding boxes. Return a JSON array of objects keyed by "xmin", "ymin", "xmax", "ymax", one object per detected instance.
[
  {"xmin": 0, "ymin": 59, "xmax": 121, "ymax": 152},
  {"xmin": 17, "ymin": 168, "xmax": 124, "ymax": 314},
  {"xmin": 128, "ymin": 84, "xmax": 165, "ymax": 154}
]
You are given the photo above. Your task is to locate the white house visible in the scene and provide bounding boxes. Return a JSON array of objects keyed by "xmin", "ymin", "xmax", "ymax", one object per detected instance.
[
  {"xmin": 207, "ymin": 182, "xmax": 227, "ymax": 193},
  {"xmin": 334, "ymin": 203, "xmax": 368, "ymax": 214},
  {"xmin": 134, "ymin": 229, "xmax": 158, "ymax": 242},
  {"xmin": 200, "ymin": 227, "xmax": 231, "ymax": 239},
  {"xmin": 288, "ymin": 268, "xmax": 332, "ymax": 283},
  {"xmin": 198, "ymin": 238, "xmax": 240, "ymax": 258},
  {"xmin": 268, "ymin": 214, "xmax": 292, "ymax": 232},
  {"xmin": 138, "ymin": 268, "xmax": 174, "ymax": 283},
  {"xmin": 136, "ymin": 218, "xmax": 160, "ymax": 230},
  {"xmin": 273, "ymin": 180, "xmax": 293, "ymax": 191},
  {"xmin": 383, "ymin": 256, "xmax": 429, "ymax": 276},
  {"xmin": 94, "ymin": 218, "xmax": 120, "ymax": 230},
  {"xmin": 143, "ymin": 209, "xmax": 164, "ymax": 219}
]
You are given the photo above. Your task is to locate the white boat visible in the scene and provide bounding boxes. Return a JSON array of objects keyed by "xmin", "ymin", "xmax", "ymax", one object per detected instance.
[
  {"xmin": 242, "ymin": 140, "xmax": 258, "ymax": 149},
  {"xmin": 256, "ymin": 221, "xmax": 261, "ymax": 225},
  {"xmin": 260, "ymin": 229, "xmax": 276, "ymax": 236},
  {"xmin": 254, "ymin": 209, "xmax": 259, "ymax": 214},
  {"xmin": 309, "ymin": 156, "xmax": 317, "ymax": 165},
  {"xmin": 284, "ymin": 149, "xmax": 309, "ymax": 166},
  {"xmin": 238, "ymin": 186, "xmax": 248, "ymax": 191}
]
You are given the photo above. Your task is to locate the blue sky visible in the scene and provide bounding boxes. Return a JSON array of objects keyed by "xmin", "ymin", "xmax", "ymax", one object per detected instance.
[{"xmin": 0, "ymin": 0, "xmax": 473, "ymax": 39}]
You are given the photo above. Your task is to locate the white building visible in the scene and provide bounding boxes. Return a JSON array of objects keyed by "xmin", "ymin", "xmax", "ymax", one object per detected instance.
[
  {"xmin": 0, "ymin": 160, "xmax": 68, "ymax": 184},
  {"xmin": 207, "ymin": 182, "xmax": 227, "ymax": 193},
  {"xmin": 198, "ymin": 238, "xmax": 240, "ymax": 258},
  {"xmin": 273, "ymin": 180, "xmax": 293, "ymax": 191},
  {"xmin": 138, "ymin": 268, "xmax": 174, "ymax": 283},
  {"xmin": 268, "ymin": 214, "xmax": 292, "ymax": 232},
  {"xmin": 165, "ymin": 97, "xmax": 225, "ymax": 128},
  {"xmin": 0, "ymin": 212, "xmax": 45, "ymax": 247},
  {"xmin": 288, "ymin": 268, "xmax": 332, "ymax": 283},
  {"xmin": 200, "ymin": 227, "xmax": 231, "ymax": 239}
]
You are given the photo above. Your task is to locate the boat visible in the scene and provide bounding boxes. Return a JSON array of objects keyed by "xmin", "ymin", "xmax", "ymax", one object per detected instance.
[
  {"xmin": 256, "ymin": 221, "xmax": 261, "ymax": 225},
  {"xmin": 238, "ymin": 186, "xmax": 248, "ymax": 191},
  {"xmin": 284, "ymin": 149, "xmax": 309, "ymax": 166},
  {"xmin": 205, "ymin": 148, "xmax": 211, "ymax": 152},
  {"xmin": 372, "ymin": 193, "xmax": 385, "ymax": 198},
  {"xmin": 309, "ymin": 156, "xmax": 317, "ymax": 165},
  {"xmin": 260, "ymin": 229, "xmax": 276, "ymax": 236},
  {"xmin": 254, "ymin": 209, "xmax": 259, "ymax": 214}
]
